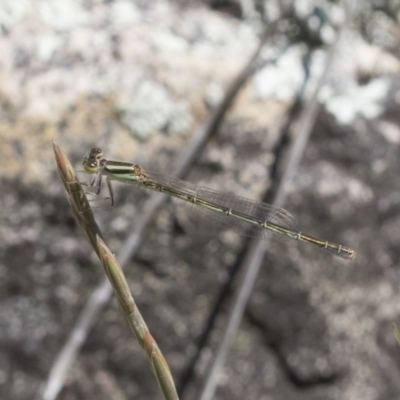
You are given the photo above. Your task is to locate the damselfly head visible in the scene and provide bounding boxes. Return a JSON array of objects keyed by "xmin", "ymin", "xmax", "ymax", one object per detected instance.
[{"xmin": 82, "ymin": 148, "xmax": 103, "ymax": 174}]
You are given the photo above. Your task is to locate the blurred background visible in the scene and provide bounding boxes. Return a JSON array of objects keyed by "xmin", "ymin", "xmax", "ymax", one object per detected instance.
[{"xmin": 1, "ymin": 1, "xmax": 400, "ymax": 399}]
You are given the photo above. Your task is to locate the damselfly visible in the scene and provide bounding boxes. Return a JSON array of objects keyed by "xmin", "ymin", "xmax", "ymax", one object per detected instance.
[{"xmin": 82, "ymin": 148, "xmax": 356, "ymax": 260}]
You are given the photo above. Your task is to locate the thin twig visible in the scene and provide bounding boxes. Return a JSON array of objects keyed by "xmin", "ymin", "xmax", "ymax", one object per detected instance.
[{"xmin": 198, "ymin": 17, "xmax": 349, "ymax": 400}]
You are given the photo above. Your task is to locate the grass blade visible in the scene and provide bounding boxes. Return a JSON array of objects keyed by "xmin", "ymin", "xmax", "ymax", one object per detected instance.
[
  {"xmin": 52, "ymin": 142, "xmax": 179, "ymax": 400},
  {"xmin": 97, "ymin": 236, "xmax": 179, "ymax": 400}
]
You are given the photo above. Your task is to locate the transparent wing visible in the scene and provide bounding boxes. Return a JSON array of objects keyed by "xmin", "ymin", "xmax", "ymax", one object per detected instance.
[
  {"xmin": 195, "ymin": 186, "xmax": 298, "ymax": 240},
  {"xmin": 146, "ymin": 171, "xmax": 299, "ymax": 241}
]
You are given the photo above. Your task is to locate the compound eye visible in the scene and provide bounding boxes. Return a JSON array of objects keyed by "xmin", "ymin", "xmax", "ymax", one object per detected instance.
[
  {"xmin": 87, "ymin": 148, "xmax": 103, "ymax": 160},
  {"xmin": 93, "ymin": 148, "xmax": 103, "ymax": 157}
]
